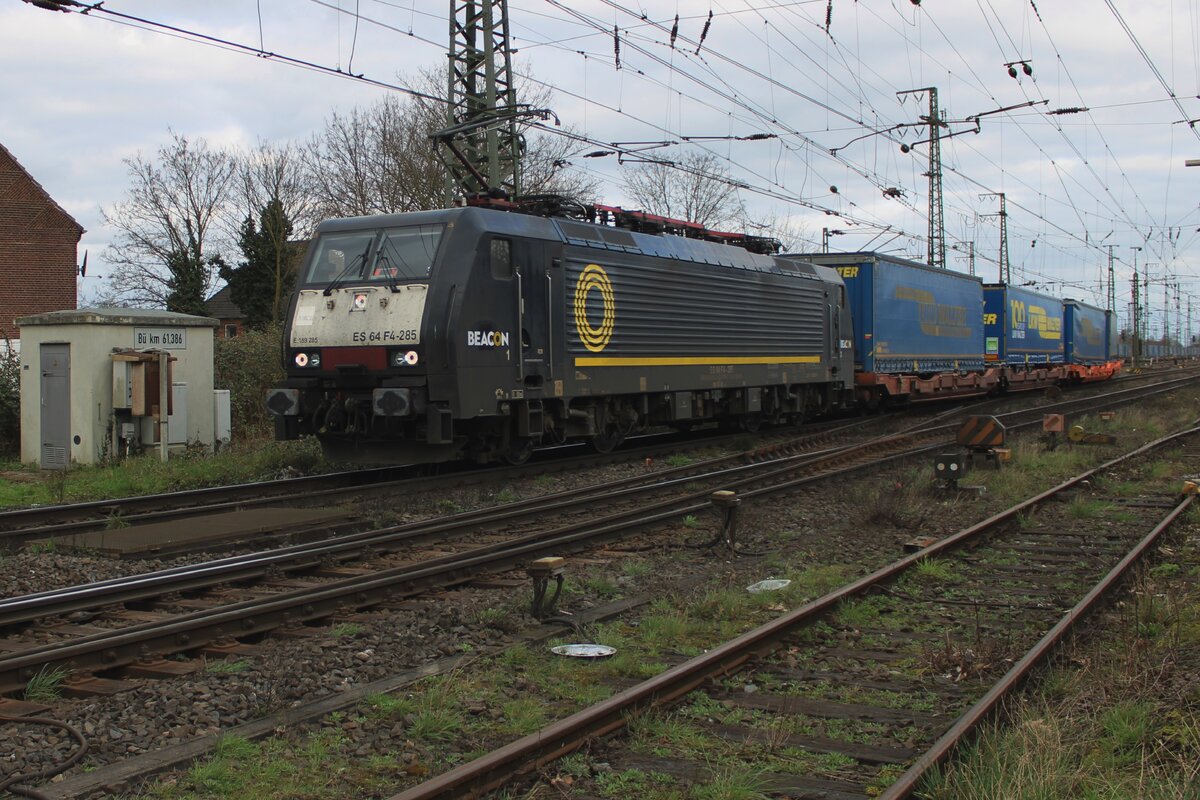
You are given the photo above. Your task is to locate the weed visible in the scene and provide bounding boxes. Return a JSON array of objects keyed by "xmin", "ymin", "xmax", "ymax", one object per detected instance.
[
  {"xmin": 1151, "ymin": 562, "xmax": 1181, "ymax": 579},
  {"xmin": 25, "ymin": 539, "xmax": 57, "ymax": 554},
  {"xmin": 105, "ymin": 511, "xmax": 130, "ymax": 530},
  {"xmin": 1066, "ymin": 496, "xmax": 1110, "ymax": 520},
  {"xmin": 206, "ymin": 658, "xmax": 250, "ymax": 674},
  {"xmin": 499, "ymin": 697, "xmax": 547, "ymax": 735},
  {"xmin": 1099, "ymin": 702, "xmax": 1155, "ymax": 768},
  {"xmin": 401, "ymin": 678, "xmax": 468, "ymax": 743},
  {"xmin": 864, "ymin": 479, "xmax": 926, "ymax": 528},
  {"xmin": 623, "ymin": 559, "xmax": 652, "ymax": 579},
  {"xmin": 437, "ymin": 498, "xmax": 464, "ymax": 514},
  {"xmin": 596, "ymin": 769, "xmax": 675, "ymax": 798},
  {"xmin": 24, "ymin": 664, "xmax": 70, "ymax": 702},
  {"xmin": 682, "ymin": 514, "xmax": 701, "ymax": 529},
  {"xmin": 912, "ymin": 557, "xmax": 959, "ymax": 583},
  {"xmin": 835, "ymin": 595, "xmax": 886, "ymax": 628},
  {"xmin": 639, "ymin": 611, "xmax": 691, "ymax": 650},
  {"xmin": 692, "ymin": 767, "xmax": 770, "ymax": 800},
  {"xmin": 495, "ymin": 488, "xmax": 519, "ymax": 504},
  {"xmin": 331, "ymin": 622, "xmax": 364, "ymax": 638},
  {"xmin": 665, "ymin": 454, "xmax": 692, "ymax": 467},
  {"xmin": 474, "ymin": 605, "xmax": 511, "ymax": 628},
  {"xmin": 583, "ymin": 576, "xmax": 620, "ymax": 597},
  {"xmin": 364, "ymin": 692, "xmax": 409, "ymax": 718}
]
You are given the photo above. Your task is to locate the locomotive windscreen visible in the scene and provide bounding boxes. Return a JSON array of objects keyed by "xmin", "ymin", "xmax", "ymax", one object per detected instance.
[{"xmin": 304, "ymin": 224, "xmax": 444, "ymax": 285}]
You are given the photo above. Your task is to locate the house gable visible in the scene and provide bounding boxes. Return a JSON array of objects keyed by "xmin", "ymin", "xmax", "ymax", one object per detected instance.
[{"xmin": 0, "ymin": 143, "xmax": 83, "ymax": 341}]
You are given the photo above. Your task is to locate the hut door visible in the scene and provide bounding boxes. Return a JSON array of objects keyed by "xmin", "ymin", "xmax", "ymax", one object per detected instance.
[{"xmin": 39, "ymin": 344, "xmax": 70, "ymax": 470}]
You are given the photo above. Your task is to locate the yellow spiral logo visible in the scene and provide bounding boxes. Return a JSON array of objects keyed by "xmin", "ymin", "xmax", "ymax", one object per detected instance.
[{"xmin": 573, "ymin": 263, "xmax": 615, "ymax": 352}]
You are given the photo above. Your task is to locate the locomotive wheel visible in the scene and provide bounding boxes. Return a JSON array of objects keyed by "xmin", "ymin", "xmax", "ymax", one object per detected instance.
[
  {"xmin": 501, "ymin": 437, "xmax": 535, "ymax": 466},
  {"xmin": 590, "ymin": 425, "xmax": 625, "ymax": 454}
]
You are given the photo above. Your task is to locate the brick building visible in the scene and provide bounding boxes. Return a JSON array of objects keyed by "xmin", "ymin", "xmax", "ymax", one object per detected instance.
[
  {"xmin": 204, "ymin": 285, "xmax": 246, "ymax": 339},
  {"xmin": 0, "ymin": 143, "xmax": 83, "ymax": 343}
]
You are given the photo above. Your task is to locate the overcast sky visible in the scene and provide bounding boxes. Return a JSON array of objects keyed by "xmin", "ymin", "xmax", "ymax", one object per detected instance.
[{"xmin": 4, "ymin": 0, "xmax": 1200, "ymax": 335}]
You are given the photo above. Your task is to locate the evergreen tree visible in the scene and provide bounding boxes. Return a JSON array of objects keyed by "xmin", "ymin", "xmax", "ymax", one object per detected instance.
[
  {"xmin": 221, "ymin": 198, "xmax": 299, "ymax": 330},
  {"xmin": 164, "ymin": 221, "xmax": 220, "ymax": 316}
]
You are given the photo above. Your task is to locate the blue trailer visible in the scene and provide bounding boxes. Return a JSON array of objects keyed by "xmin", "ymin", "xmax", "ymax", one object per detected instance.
[
  {"xmin": 983, "ymin": 284, "xmax": 1064, "ymax": 365},
  {"xmin": 1063, "ymin": 299, "xmax": 1109, "ymax": 364},
  {"xmin": 801, "ymin": 252, "xmax": 984, "ymax": 374}
]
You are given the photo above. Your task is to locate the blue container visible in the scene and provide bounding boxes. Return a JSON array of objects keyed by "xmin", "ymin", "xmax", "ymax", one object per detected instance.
[
  {"xmin": 983, "ymin": 284, "xmax": 1064, "ymax": 365},
  {"xmin": 800, "ymin": 252, "xmax": 984, "ymax": 373},
  {"xmin": 1063, "ymin": 299, "xmax": 1109, "ymax": 363}
]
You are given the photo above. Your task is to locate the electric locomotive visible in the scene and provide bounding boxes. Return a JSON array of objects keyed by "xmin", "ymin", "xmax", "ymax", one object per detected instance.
[{"xmin": 266, "ymin": 205, "xmax": 855, "ymax": 464}]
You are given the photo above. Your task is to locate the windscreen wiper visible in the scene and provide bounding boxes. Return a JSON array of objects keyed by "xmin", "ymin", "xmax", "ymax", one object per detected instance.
[
  {"xmin": 369, "ymin": 232, "xmax": 402, "ymax": 293},
  {"xmin": 323, "ymin": 239, "xmax": 373, "ymax": 296}
]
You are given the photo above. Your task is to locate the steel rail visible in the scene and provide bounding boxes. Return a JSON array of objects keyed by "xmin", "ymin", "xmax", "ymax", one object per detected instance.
[
  {"xmin": 0, "ymin": 431, "xmax": 939, "ymax": 689},
  {"xmin": 0, "ymin": 377, "xmax": 1192, "ymax": 691},
  {"xmin": 9, "ymin": 370, "xmax": 1190, "ymax": 616},
  {"xmin": 1, "ymin": 368, "xmax": 1189, "ymax": 541},
  {"xmin": 879, "ymin": 491, "xmax": 1197, "ymax": 798},
  {"xmin": 0, "ymin": 423, "xmax": 872, "ymax": 625},
  {"xmin": 385, "ymin": 422, "xmax": 1200, "ymax": 800}
]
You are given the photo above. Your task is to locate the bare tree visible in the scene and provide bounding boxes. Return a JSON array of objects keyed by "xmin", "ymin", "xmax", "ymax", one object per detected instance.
[
  {"xmin": 304, "ymin": 67, "xmax": 599, "ymax": 220},
  {"xmin": 304, "ymin": 94, "xmax": 444, "ymax": 219},
  {"xmin": 519, "ymin": 127, "xmax": 601, "ymax": 203},
  {"xmin": 228, "ymin": 141, "xmax": 317, "ymax": 322},
  {"xmin": 233, "ymin": 140, "xmax": 320, "ymax": 241},
  {"xmin": 619, "ymin": 150, "xmax": 745, "ymax": 229},
  {"xmin": 99, "ymin": 132, "xmax": 236, "ymax": 309},
  {"xmin": 742, "ymin": 211, "xmax": 814, "ymax": 252}
]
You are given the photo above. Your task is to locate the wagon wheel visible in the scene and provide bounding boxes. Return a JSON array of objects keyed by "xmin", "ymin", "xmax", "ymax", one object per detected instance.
[
  {"xmin": 590, "ymin": 424, "xmax": 625, "ymax": 454},
  {"xmin": 501, "ymin": 437, "xmax": 535, "ymax": 466}
]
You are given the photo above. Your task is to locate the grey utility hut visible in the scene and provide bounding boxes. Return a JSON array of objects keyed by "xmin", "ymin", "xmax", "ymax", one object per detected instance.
[{"xmin": 17, "ymin": 308, "xmax": 222, "ymax": 468}]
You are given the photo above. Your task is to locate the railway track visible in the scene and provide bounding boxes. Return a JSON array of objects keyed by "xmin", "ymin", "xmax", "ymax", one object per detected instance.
[
  {"xmin": 2, "ymin": 364, "xmax": 1193, "ymax": 552},
  {"xmin": 1, "ymin": 372, "xmax": 1194, "ymax": 798},
  {"xmin": 0, "ymin": 373, "xmax": 1192, "ymax": 698},
  {"xmin": 0, "ymin": 418, "xmax": 870, "ymax": 551},
  {"xmin": 385, "ymin": 417, "xmax": 1200, "ymax": 800}
]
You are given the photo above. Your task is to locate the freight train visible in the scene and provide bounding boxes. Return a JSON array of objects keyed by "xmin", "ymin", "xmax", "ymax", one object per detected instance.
[{"xmin": 266, "ymin": 206, "xmax": 1120, "ymax": 464}]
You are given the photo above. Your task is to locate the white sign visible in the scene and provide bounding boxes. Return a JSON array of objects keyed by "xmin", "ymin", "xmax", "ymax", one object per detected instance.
[{"xmin": 134, "ymin": 328, "xmax": 187, "ymax": 349}]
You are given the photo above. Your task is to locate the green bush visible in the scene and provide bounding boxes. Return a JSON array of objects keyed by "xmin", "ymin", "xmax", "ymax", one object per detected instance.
[
  {"xmin": 213, "ymin": 324, "xmax": 284, "ymax": 441},
  {"xmin": 0, "ymin": 343, "xmax": 20, "ymax": 457}
]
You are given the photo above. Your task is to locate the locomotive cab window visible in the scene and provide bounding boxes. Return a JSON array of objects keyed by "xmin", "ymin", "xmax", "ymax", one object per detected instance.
[
  {"xmin": 490, "ymin": 238, "xmax": 513, "ymax": 279},
  {"xmin": 304, "ymin": 224, "xmax": 444, "ymax": 286}
]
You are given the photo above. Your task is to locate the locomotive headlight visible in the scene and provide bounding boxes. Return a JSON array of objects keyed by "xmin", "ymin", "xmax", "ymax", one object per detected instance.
[
  {"xmin": 391, "ymin": 350, "xmax": 419, "ymax": 367},
  {"xmin": 294, "ymin": 352, "xmax": 309, "ymax": 367}
]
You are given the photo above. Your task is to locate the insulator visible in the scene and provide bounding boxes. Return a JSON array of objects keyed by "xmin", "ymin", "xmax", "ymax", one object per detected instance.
[{"xmin": 1008, "ymin": 65, "xmax": 1018, "ymax": 78}]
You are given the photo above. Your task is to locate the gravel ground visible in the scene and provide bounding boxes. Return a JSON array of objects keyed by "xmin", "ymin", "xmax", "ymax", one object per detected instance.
[{"xmin": 4, "ymin": 389, "xmax": 1195, "ymax": 797}]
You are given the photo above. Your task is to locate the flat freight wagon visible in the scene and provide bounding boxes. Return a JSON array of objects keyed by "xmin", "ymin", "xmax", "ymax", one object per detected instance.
[
  {"xmin": 799, "ymin": 251, "xmax": 986, "ymax": 405},
  {"xmin": 983, "ymin": 284, "xmax": 1064, "ymax": 365}
]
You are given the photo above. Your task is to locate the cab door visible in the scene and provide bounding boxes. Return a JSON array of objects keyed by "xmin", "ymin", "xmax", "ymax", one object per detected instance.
[{"xmin": 514, "ymin": 240, "xmax": 553, "ymax": 389}]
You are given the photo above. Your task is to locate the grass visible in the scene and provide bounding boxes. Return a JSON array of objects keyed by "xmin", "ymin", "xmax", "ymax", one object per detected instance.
[
  {"xmin": 919, "ymin": 487, "xmax": 1200, "ymax": 800},
  {"xmin": 0, "ymin": 436, "xmax": 327, "ymax": 510},
  {"xmin": 24, "ymin": 664, "xmax": 70, "ymax": 702},
  {"xmin": 330, "ymin": 622, "xmax": 364, "ymax": 638},
  {"xmin": 206, "ymin": 658, "xmax": 251, "ymax": 674},
  {"xmin": 910, "ymin": 556, "xmax": 959, "ymax": 583}
]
